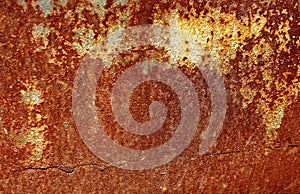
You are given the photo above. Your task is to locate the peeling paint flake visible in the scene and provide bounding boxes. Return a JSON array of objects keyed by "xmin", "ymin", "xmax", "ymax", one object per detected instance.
[
  {"xmin": 32, "ymin": 24, "xmax": 51, "ymax": 51},
  {"xmin": 113, "ymin": 0, "xmax": 127, "ymax": 6},
  {"xmin": 58, "ymin": 0, "xmax": 69, "ymax": 7},
  {"xmin": 240, "ymin": 86, "xmax": 257, "ymax": 109},
  {"xmin": 263, "ymin": 103, "xmax": 285, "ymax": 146},
  {"xmin": 21, "ymin": 90, "xmax": 43, "ymax": 105},
  {"xmin": 73, "ymin": 28, "xmax": 97, "ymax": 54},
  {"xmin": 32, "ymin": 0, "xmax": 54, "ymax": 17},
  {"xmin": 17, "ymin": 0, "xmax": 28, "ymax": 10},
  {"xmin": 18, "ymin": 125, "xmax": 48, "ymax": 161}
]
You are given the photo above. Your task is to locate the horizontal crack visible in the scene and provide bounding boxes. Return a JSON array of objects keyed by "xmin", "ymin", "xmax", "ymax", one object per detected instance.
[
  {"xmin": 201, "ymin": 149, "xmax": 251, "ymax": 156},
  {"xmin": 265, "ymin": 144, "xmax": 298, "ymax": 150},
  {"xmin": 24, "ymin": 163, "xmax": 107, "ymax": 174},
  {"xmin": 22, "ymin": 144, "xmax": 298, "ymax": 173}
]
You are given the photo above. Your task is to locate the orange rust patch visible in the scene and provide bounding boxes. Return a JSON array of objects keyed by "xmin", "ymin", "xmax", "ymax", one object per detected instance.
[{"xmin": 1, "ymin": 0, "xmax": 300, "ymax": 193}]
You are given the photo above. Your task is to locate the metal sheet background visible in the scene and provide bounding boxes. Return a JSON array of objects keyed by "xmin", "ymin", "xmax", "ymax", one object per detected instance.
[{"xmin": 0, "ymin": 0, "xmax": 300, "ymax": 193}]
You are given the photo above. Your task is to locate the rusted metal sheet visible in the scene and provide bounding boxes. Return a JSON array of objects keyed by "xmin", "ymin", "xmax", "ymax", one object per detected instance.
[{"xmin": 1, "ymin": 0, "xmax": 300, "ymax": 193}]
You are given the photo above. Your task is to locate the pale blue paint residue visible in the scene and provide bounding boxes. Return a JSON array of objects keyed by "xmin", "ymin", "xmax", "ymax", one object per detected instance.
[{"xmin": 32, "ymin": 0, "xmax": 54, "ymax": 17}]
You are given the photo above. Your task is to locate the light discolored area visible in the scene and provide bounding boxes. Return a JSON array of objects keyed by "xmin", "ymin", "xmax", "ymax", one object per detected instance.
[{"xmin": 0, "ymin": 0, "xmax": 300, "ymax": 193}]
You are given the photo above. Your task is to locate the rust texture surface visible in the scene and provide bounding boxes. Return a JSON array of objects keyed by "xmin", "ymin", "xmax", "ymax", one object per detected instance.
[{"xmin": 1, "ymin": 0, "xmax": 300, "ymax": 193}]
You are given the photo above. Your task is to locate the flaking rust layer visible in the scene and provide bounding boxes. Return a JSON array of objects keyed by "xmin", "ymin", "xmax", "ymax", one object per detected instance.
[{"xmin": 0, "ymin": 0, "xmax": 300, "ymax": 193}]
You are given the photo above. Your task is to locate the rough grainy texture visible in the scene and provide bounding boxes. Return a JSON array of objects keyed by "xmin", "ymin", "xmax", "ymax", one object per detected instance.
[{"xmin": 0, "ymin": 0, "xmax": 300, "ymax": 193}]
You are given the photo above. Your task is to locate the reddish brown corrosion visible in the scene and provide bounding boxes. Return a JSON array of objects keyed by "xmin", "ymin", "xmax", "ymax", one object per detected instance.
[
  {"xmin": 96, "ymin": 47, "xmax": 209, "ymax": 150},
  {"xmin": 1, "ymin": 0, "xmax": 300, "ymax": 193}
]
